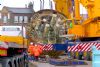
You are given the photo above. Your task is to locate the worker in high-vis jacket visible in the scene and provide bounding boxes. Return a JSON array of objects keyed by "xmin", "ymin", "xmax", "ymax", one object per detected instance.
[
  {"xmin": 38, "ymin": 44, "xmax": 43, "ymax": 54},
  {"xmin": 28, "ymin": 43, "xmax": 43, "ymax": 61},
  {"xmin": 28, "ymin": 42, "xmax": 34, "ymax": 56},
  {"xmin": 32, "ymin": 44, "xmax": 43, "ymax": 61},
  {"xmin": 28, "ymin": 42, "xmax": 35, "ymax": 61}
]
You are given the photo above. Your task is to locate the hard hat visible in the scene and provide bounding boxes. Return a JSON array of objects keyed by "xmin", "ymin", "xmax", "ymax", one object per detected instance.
[
  {"xmin": 35, "ymin": 44, "xmax": 37, "ymax": 46},
  {"xmin": 30, "ymin": 42, "xmax": 33, "ymax": 45}
]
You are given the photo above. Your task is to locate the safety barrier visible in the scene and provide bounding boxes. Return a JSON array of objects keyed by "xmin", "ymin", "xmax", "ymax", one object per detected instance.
[
  {"xmin": 39, "ymin": 43, "xmax": 68, "ymax": 51},
  {"xmin": 42, "ymin": 44, "xmax": 53, "ymax": 51},
  {"xmin": 68, "ymin": 41, "xmax": 100, "ymax": 60}
]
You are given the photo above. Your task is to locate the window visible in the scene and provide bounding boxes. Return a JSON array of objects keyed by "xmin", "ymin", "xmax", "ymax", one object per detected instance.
[
  {"xmin": 24, "ymin": 16, "xmax": 28, "ymax": 23},
  {"xmin": 14, "ymin": 16, "xmax": 18, "ymax": 23},
  {"xmin": 8, "ymin": 13, "xmax": 10, "ymax": 19},
  {"xmin": 19, "ymin": 16, "xmax": 23, "ymax": 23},
  {"xmin": 3, "ymin": 16, "xmax": 7, "ymax": 23},
  {"xmin": 2, "ymin": 28, "xmax": 5, "ymax": 31},
  {"xmin": 2, "ymin": 27, "xmax": 20, "ymax": 31}
]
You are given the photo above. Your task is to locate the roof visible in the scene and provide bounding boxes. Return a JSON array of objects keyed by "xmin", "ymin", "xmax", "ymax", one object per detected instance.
[{"xmin": 7, "ymin": 7, "xmax": 33, "ymax": 13}]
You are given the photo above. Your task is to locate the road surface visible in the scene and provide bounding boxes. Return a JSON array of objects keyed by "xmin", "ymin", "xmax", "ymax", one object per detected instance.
[{"xmin": 29, "ymin": 61, "xmax": 92, "ymax": 67}]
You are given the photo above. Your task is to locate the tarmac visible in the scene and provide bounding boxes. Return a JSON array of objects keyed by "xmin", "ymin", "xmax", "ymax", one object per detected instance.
[
  {"xmin": 29, "ymin": 61, "xmax": 92, "ymax": 67},
  {"xmin": 28, "ymin": 55, "xmax": 92, "ymax": 67}
]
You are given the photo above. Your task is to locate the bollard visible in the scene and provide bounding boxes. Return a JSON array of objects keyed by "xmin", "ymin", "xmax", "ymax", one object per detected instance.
[
  {"xmin": 70, "ymin": 52, "xmax": 73, "ymax": 58},
  {"xmin": 83, "ymin": 52, "xmax": 87, "ymax": 60},
  {"xmin": 68, "ymin": 52, "xmax": 71, "ymax": 58},
  {"xmin": 76, "ymin": 52, "xmax": 79, "ymax": 59},
  {"xmin": 90, "ymin": 52, "xmax": 92, "ymax": 60},
  {"xmin": 73, "ymin": 52, "xmax": 76, "ymax": 59},
  {"xmin": 72, "ymin": 52, "xmax": 75, "ymax": 59},
  {"xmin": 78, "ymin": 52, "xmax": 83, "ymax": 60},
  {"xmin": 86, "ymin": 52, "xmax": 91, "ymax": 61},
  {"xmin": 74, "ymin": 52, "xmax": 77, "ymax": 59}
]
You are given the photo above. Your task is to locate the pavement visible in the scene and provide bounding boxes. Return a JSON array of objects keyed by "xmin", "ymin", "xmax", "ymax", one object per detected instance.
[{"xmin": 29, "ymin": 61, "xmax": 92, "ymax": 67}]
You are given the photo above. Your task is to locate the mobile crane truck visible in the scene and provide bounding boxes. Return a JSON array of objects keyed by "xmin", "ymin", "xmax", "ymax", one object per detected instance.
[
  {"xmin": 53, "ymin": 0, "xmax": 100, "ymax": 60},
  {"xmin": 0, "ymin": 26, "xmax": 29, "ymax": 67}
]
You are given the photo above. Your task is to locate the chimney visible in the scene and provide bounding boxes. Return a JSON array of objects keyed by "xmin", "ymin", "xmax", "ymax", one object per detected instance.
[
  {"xmin": 25, "ymin": 4, "xmax": 27, "ymax": 8},
  {"xmin": 28, "ymin": 2, "xmax": 33, "ymax": 9}
]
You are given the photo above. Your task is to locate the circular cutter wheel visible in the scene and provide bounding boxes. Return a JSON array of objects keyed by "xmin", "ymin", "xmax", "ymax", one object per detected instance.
[{"xmin": 27, "ymin": 9, "xmax": 67, "ymax": 43}]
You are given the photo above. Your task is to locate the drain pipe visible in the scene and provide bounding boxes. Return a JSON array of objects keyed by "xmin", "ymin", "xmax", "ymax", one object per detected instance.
[
  {"xmin": 40, "ymin": 0, "xmax": 42, "ymax": 10},
  {"xmin": 42, "ymin": 0, "xmax": 44, "ymax": 9},
  {"xmin": 50, "ymin": 1, "xmax": 53, "ymax": 9}
]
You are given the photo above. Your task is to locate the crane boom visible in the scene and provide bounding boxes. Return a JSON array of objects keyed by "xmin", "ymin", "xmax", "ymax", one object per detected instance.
[{"xmin": 53, "ymin": 0, "xmax": 72, "ymax": 19}]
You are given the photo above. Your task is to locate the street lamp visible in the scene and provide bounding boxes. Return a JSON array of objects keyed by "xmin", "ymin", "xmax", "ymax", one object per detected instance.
[{"xmin": 22, "ymin": 19, "xmax": 24, "ymax": 48}]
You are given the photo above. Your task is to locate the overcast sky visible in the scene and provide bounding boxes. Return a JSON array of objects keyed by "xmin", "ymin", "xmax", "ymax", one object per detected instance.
[
  {"xmin": 0, "ymin": 0, "xmax": 87, "ymax": 14},
  {"xmin": 0, "ymin": 0, "xmax": 55, "ymax": 11}
]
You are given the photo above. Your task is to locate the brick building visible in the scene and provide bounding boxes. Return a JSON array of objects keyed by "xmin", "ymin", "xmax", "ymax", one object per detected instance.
[{"xmin": 0, "ymin": 2, "xmax": 34, "ymax": 26}]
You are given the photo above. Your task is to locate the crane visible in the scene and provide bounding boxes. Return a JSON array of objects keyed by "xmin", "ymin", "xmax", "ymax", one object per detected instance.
[
  {"xmin": 53, "ymin": 0, "xmax": 72, "ymax": 19},
  {"xmin": 53, "ymin": 0, "xmax": 100, "ymax": 40}
]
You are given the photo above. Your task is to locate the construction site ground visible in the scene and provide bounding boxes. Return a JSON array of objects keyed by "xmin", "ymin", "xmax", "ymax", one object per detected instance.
[
  {"xmin": 29, "ymin": 61, "xmax": 92, "ymax": 67},
  {"xmin": 28, "ymin": 55, "xmax": 92, "ymax": 67}
]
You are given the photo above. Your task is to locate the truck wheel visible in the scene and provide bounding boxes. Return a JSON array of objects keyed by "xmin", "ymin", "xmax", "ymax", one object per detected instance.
[
  {"xmin": 8, "ymin": 62, "xmax": 12, "ymax": 67},
  {"xmin": 20, "ymin": 59, "xmax": 24, "ymax": 67},
  {"xmin": 8, "ymin": 64, "xmax": 10, "ymax": 67},
  {"xmin": 18, "ymin": 59, "xmax": 24, "ymax": 67},
  {"xmin": 18, "ymin": 59, "xmax": 21, "ymax": 67},
  {"xmin": 14, "ymin": 60, "xmax": 17, "ymax": 67}
]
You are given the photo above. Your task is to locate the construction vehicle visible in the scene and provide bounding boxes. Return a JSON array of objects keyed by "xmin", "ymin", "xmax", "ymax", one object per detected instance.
[
  {"xmin": 53, "ymin": 0, "xmax": 100, "ymax": 60},
  {"xmin": 53, "ymin": 0, "xmax": 100, "ymax": 39},
  {"xmin": 0, "ymin": 26, "xmax": 29, "ymax": 67}
]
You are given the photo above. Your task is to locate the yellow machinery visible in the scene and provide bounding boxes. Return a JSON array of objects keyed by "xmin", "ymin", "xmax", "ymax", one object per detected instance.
[
  {"xmin": 0, "ymin": 26, "xmax": 29, "ymax": 67},
  {"xmin": 0, "ymin": 36, "xmax": 28, "ymax": 46},
  {"xmin": 53, "ymin": 0, "xmax": 100, "ymax": 61},
  {"xmin": 0, "ymin": 26, "xmax": 28, "ymax": 47},
  {"xmin": 53, "ymin": 0, "xmax": 72, "ymax": 19},
  {"xmin": 53, "ymin": 0, "xmax": 100, "ymax": 39}
]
